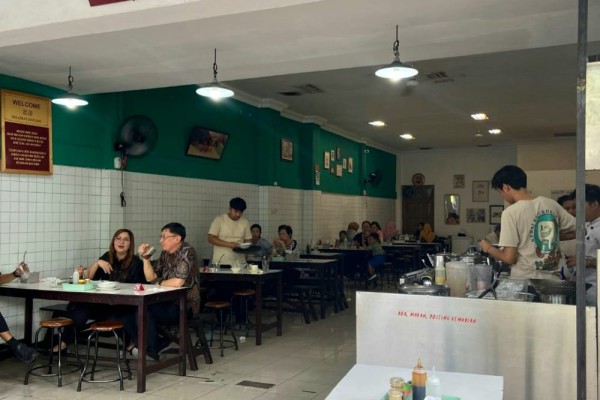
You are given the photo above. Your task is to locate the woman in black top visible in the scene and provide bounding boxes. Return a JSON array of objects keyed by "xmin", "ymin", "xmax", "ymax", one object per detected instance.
[{"xmin": 54, "ymin": 229, "xmax": 150, "ymax": 352}]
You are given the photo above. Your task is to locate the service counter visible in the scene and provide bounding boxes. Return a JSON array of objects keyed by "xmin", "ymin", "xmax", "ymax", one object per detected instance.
[{"xmin": 355, "ymin": 292, "xmax": 597, "ymax": 400}]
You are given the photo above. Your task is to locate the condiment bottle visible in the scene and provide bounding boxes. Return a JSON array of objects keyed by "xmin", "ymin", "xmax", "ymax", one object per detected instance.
[
  {"xmin": 411, "ymin": 358, "xmax": 427, "ymax": 400},
  {"xmin": 434, "ymin": 262, "xmax": 446, "ymax": 285},
  {"xmin": 72, "ymin": 269, "xmax": 79, "ymax": 284},
  {"xmin": 426, "ymin": 367, "xmax": 442, "ymax": 400},
  {"xmin": 388, "ymin": 377, "xmax": 405, "ymax": 400}
]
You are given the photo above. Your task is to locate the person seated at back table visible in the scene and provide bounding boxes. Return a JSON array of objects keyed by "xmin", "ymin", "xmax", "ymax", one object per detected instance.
[
  {"xmin": 353, "ymin": 220, "xmax": 371, "ymax": 247},
  {"xmin": 273, "ymin": 224, "xmax": 298, "ymax": 253},
  {"xmin": 127, "ymin": 222, "xmax": 200, "ymax": 361},
  {"xmin": 370, "ymin": 221, "xmax": 384, "ymax": 242},
  {"xmin": 52, "ymin": 228, "xmax": 152, "ymax": 353},
  {"xmin": 250, "ymin": 223, "xmax": 272, "ymax": 258},
  {"xmin": 383, "ymin": 221, "xmax": 399, "ymax": 242},
  {"xmin": 335, "ymin": 230, "xmax": 350, "ymax": 248},
  {"xmin": 485, "ymin": 224, "xmax": 501, "ymax": 244},
  {"xmin": 0, "ymin": 264, "xmax": 37, "ymax": 363},
  {"xmin": 346, "ymin": 222, "xmax": 359, "ymax": 241},
  {"xmin": 367, "ymin": 233, "xmax": 385, "ymax": 283},
  {"xmin": 419, "ymin": 223, "xmax": 436, "ymax": 243},
  {"xmin": 414, "ymin": 222, "xmax": 424, "ymax": 241}
]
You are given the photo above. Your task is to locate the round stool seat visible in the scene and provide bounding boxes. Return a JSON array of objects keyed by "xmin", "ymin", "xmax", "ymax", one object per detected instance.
[
  {"xmin": 90, "ymin": 321, "xmax": 124, "ymax": 331},
  {"xmin": 205, "ymin": 301, "xmax": 231, "ymax": 309},
  {"xmin": 40, "ymin": 318, "xmax": 73, "ymax": 328},
  {"xmin": 233, "ymin": 289, "xmax": 256, "ymax": 297}
]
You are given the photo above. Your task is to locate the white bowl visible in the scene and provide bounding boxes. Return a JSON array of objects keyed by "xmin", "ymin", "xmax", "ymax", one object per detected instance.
[
  {"xmin": 97, "ymin": 281, "xmax": 117, "ymax": 288},
  {"xmin": 238, "ymin": 243, "xmax": 251, "ymax": 249},
  {"xmin": 230, "ymin": 267, "xmax": 241, "ymax": 273}
]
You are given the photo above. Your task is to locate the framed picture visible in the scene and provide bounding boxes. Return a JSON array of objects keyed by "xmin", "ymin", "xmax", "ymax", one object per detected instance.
[
  {"xmin": 472, "ymin": 180, "xmax": 489, "ymax": 202},
  {"xmin": 336, "ymin": 164, "xmax": 343, "ymax": 177},
  {"xmin": 314, "ymin": 164, "xmax": 320, "ymax": 186},
  {"xmin": 186, "ymin": 126, "xmax": 229, "ymax": 160},
  {"xmin": 280, "ymin": 138, "xmax": 293, "ymax": 161},
  {"xmin": 324, "ymin": 151, "xmax": 330, "ymax": 168},
  {"xmin": 330, "ymin": 167, "xmax": 334, "ymax": 174},
  {"xmin": 348, "ymin": 157, "xmax": 353, "ymax": 173},
  {"xmin": 489, "ymin": 205, "xmax": 504, "ymax": 224},
  {"xmin": 453, "ymin": 174, "xmax": 465, "ymax": 188},
  {"xmin": 466, "ymin": 208, "xmax": 486, "ymax": 223},
  {"xmin": 330, "ymin": 150, "xmax": 335, "ymax": 162},
  {"xmin": 336, "ymin": 147, "xmax": 341, "ymax": 160}
]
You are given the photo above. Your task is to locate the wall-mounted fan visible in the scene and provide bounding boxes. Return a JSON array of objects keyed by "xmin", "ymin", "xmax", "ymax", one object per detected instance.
[
  {"xmin": 113, "ymin": 115, "xmax": 158, "ymax": 168},
  {"xmin": 364, "ymin": 170, "xmax": 383, "ymax": 186}
]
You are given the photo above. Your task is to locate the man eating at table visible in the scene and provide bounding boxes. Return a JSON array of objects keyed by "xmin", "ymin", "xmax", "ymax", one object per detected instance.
[
  {"xmin": 0, "ymin": 264, "xmax": 38, "ymax": 363},
  {"xmin": 128, "ymin": 222, "xmax": 200, "ymax": 360}
]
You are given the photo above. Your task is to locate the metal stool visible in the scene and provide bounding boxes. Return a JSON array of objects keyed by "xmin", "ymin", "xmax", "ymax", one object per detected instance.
[
  {"xmin": 232, "ymin": 289, "xmax": 255, "ymax": 336},
  {"xmin": 24, "ymin": 317, "xmax": 81, "ymax": 387},
  {"xmin": 77, "ymin": 321, "xmax": 131, "ymax": 391},
  {"xmin": 204, "ymin": 301, "xmax": 238, "ymax": 357}
]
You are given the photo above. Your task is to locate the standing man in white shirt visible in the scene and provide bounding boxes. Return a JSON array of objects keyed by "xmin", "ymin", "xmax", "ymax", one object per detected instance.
[
  {"xmin": 567, "ymin": 184, "xmax": 600, "ymax": 305},
  {"xmin": 208, "ymin": 197, "xmax": 252, "ymax": 266}
]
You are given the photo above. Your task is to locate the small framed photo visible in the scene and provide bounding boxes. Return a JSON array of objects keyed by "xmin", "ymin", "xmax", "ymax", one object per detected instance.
[
  {"xmin": 348, "ymin": 157, "xmax": 353, "ymax": 173},
  {"xmin": 336, "ymin": 164, "xmax": 343, "ymax": 177},
  {"xmin": 489, "ymin": 205, "xmax": 504, "ymax": 224},
  {"xmin": 466, "ymin": 208, "xmax": 486, "ymax": 223},
  {"xmin": 324, "ymin": 151, "xmax": 330, "ymax": 169},
  {"xmin": 472, "ymin": 180, "xmax": 489, "ymax": 202},
  {"xmin": 330, "ymin": 167, "xmax": 334, "ymax": 174},
  {"xmin": 280, "ymin": 138, "xmax": 293, "ymax": 161},
  {"xmin": 330, "ymin": 150, "xmax": 335, "ymax": 162},
  {"xmin": 343, "ymin": 158, "xmax": 347, "ymax": 169},
  {"xmin": 453, "ymin": 174, "xmax": 465, "ymax": 188},
  {"xmin": 337, "ymin": 147, "xmax": 341, "ymax": 160},
  {"xmin": 186, "ymin": 126, "xmax": 229, "ymax": 160}
]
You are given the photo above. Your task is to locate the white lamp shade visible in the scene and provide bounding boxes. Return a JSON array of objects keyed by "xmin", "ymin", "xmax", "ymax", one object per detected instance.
[
  {"xmin": 52, "ymin": 94, "xmax": 88, "ymax": 108},
  {"xmin": 196, "ymin": 82, "xmax": 234, "ymax": 99},
  {"xmin": 375, "ymin": 59, "xmax": 418, "ymax": 81}
]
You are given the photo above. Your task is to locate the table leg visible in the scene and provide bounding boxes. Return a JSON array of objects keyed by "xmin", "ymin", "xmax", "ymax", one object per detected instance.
[
  {"xmin": 254, "ymin": 280, "xmax": 263, "ymax": 346},
  {"xmin": 320, "ymin": 267, "xmax": 326, "ymax": 319},
  {"xmin": 276, "ymin": 274, "xmax": 283, "ymax": 336},
  {"xmin": 136, "ymin": 301, "xmax": 147, "ymax": 393},
  {"xmin": 178, "ymin": 294, "xmax": 186, "ymax": 376},
  {"xmin": 25, "ymin": 297, "xmax": 33, "ymax": 344}
]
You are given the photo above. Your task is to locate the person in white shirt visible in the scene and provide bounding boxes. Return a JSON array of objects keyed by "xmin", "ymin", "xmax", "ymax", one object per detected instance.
[
  {"xmin": 208, "ymin": 197, "xmax": 252, "ymax": 266},
  {"xmin": 479, "ymin": 165, "xmax": 575, "ymax": 279},
  {"xmin": 566, "ymin": 184, "xmax": 600, "ymax": 305}
]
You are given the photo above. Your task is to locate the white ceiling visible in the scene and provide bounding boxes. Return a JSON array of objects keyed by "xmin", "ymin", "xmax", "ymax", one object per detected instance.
[{"xmin": 0, "ymin": 0, "xmax": 599, "ymax": 151}]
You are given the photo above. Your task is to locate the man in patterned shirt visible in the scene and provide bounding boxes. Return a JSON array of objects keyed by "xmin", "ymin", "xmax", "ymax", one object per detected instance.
[{"xmin": 129, "ymin": 222, "xmax": 200, "ymax": 360}]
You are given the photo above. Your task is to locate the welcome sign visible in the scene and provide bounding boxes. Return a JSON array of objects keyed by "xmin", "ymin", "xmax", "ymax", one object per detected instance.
[{"xmin": 1, "ymin": 90, "xmax": 53, "ymax": 174}]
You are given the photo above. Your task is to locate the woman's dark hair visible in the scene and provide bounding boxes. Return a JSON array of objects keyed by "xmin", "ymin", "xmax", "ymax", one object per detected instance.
[
  {"xmin": 370, "ymin": 221, "xmax": 381, "ymax": 230},
  {"xmin": 109, "ymin": 229, "xmax": 135, "ymax": 275},
  {"xmin": 369, "ymin": 232, "xmax": 381, "ymax": 242},
  {"xmin": 278, "ymin": 224, "xmax": 293, "ymax": 236},
  {"xmin": 162, "ymin": 222, "xmax": 186, "ymax": 240},
  {"xmin": 250, "ymin": 224, "xmax": 262, "ymax": 232},
  {"xmin": 557, "ymin": 194, "xmax": 573, "ymax": 206},
  {"xmin": 491, "ymin": 165, "xmax": 527, "ymax": 190},
  {"xmin": 230, "ymin": 197, "xmax": 247, "ymax": 212}
]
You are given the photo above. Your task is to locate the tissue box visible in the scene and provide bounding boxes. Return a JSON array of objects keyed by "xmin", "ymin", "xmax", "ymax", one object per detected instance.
[{"xmin": 20, "ymin": 272, "xmax": 40, "ymax": 283}]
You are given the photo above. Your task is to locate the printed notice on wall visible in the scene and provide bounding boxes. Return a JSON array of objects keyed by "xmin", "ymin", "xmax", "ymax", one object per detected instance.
[{"xmin": 1, "ymin": 89, "xmax": 53, "ymax": 174}]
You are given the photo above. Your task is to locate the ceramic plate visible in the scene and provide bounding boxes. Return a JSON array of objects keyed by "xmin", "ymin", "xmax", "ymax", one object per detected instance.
[
  {"xmin": 96, "ymin": 286, "xmax": 119, "ymax": 291},
  {"xmin": 238, "ymin": 243, "xmax": 251, "ymax": 249}
]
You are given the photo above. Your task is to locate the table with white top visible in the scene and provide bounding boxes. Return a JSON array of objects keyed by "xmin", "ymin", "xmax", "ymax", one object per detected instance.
[{"xmin": 325, "ymin": 364, "xmax": 503, "ymax": 400}]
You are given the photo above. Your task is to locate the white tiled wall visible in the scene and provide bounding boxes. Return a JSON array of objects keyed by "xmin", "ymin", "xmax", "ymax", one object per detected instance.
[{"xmin": 0, "ymin": 167, "xmax": 395, "ymax": 338}]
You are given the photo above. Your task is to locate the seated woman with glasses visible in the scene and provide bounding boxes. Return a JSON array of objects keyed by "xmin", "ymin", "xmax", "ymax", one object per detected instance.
[
  {"xmin": 52, "ymin": 228, "xmax": 152, "ymax": 352},
  {"xmin": 273, "ymin": 224, "xmax": 298, "ymax": 253}
]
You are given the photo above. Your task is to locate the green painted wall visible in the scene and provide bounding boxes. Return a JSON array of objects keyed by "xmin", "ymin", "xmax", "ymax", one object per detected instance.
[{"xmin": 0, "ymin": 74, "xmax": 396, "ymax": 198}]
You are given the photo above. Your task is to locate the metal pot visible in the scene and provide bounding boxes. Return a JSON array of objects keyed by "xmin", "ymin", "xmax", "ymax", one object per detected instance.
[
  {"xmin": 398, "ymin": 284, "xmax": 450, "ymax": 296},
  {"xmin": 528, "ymin": 279, "xmax": 590, "ymax": 305}
]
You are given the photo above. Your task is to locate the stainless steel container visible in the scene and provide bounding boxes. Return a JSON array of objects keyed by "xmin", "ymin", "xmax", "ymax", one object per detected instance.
[{"xmin": 398, "ymin": 284, "xmax": 450, "ymax": 296}]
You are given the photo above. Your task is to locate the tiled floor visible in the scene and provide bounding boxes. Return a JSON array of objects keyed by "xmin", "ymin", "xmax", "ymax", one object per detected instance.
[{"xmin": 0, "ymin": 285, "xmax": 371, "ymax": 400}]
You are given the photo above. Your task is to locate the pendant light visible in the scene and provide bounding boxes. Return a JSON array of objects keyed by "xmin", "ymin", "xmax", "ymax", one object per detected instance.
[
  {"xmin": 375, "ymin": 25, "xmax": 418, "ymax": 81},
  {"xmin": 196, "ymin": 48, "xmax": 234, "ymax": 100},
  {"xmin": 51, "ymin": 66, "xmax": 88, "ymax": 108}
]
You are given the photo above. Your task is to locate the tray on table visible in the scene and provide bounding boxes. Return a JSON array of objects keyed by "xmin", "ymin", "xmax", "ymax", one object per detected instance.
[{"xmin": 62, "ymin": 282, "xmax": 96, "ymax": 291}]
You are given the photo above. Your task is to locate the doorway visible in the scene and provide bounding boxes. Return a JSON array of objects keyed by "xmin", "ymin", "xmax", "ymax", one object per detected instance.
[{"xmin": 401, "ymin": 185, "xmax": 434, "ymax": 236}]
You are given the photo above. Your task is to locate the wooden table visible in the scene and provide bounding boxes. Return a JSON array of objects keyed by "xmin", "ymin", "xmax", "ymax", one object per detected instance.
[
  {"xmin": 0, "ymin": 281, "xmax": 188, "ymax": 393},
  {"xmin": 300, "ymin": 252, "xmax": 347, "ymax": 310},
  {"xmin": 198, "ymin": 269, "xmax": 283, "ymax": 346},
  {"xmin": 325, "ymin": 364, "xmax": 503, "ymax": 400},
  {"xmin": 270, "ymin": 258, "xmax": 338, "ymax": 319}
]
